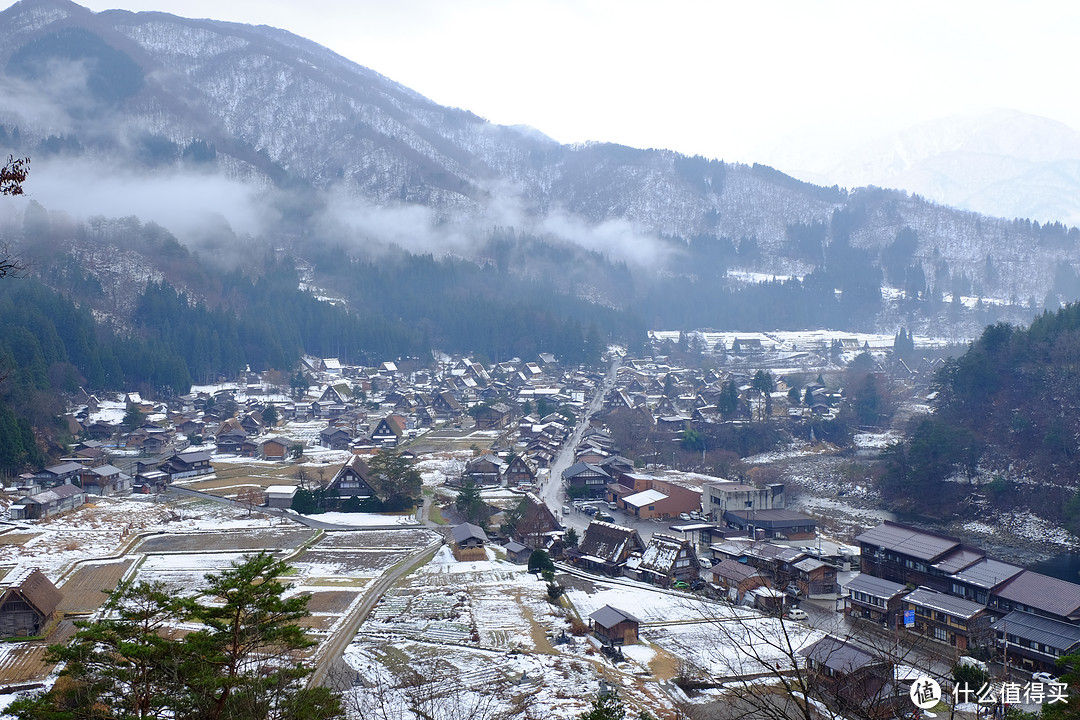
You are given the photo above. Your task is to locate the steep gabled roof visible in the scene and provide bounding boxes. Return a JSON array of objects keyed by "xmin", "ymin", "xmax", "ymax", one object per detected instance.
[
  {"xmin": 0, "ymin": 568, "xmax": 61, "ymax": 620},
  {"xmin": 578, "ymin": 520, "xmax": 644, "ymax": 563},
  {"xmin": 638, "ymin": 533, "xmax": 693, "ymax": 575}
]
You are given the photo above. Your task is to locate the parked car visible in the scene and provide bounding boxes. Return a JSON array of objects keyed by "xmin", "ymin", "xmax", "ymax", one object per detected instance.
[
  {"xmin": 583, "ymin": 506, "xmax": 598, "ymax": 516},
  {"xmin": 785, "ymin": 583, "xmax": 804, "ymax": 597},
  {"xmin": 596, "ymin": 512, "xmax": 615, "ymax": 522},
  {"xmin": 679, "ymin": 512, "xmax": 691, "ymax": 521},
  {"xmin": 784, "ymin": 608, "xmax": 808, "ymax": 622},
  {"xmin": 1032, "ymin": 671, "xmax": 1057, "ymax": 684}
]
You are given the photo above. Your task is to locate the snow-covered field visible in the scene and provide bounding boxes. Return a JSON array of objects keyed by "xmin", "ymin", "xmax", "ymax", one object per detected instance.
[
  {"xmin": 345, "ymin": 546, "xmax": 825, "ymax": 718},
  {"xmin": 346, "ymin": 546, "xmax": 689, "ymax": 718}
]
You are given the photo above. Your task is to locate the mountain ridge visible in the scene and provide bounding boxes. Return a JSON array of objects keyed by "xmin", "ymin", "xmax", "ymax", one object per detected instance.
[{"xmin": 0, "ymin": 0, "xmax": 1078, "ymax": 327}]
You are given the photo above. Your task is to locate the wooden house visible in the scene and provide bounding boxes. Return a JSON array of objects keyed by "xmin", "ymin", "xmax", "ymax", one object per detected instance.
[
  {"xmin": 372, "ymin": 414, "xmax": 407, "ymax": 447},
  {"xmin": 462, "ymin": 454, "xmax": 504, "ymax": 487},
  {"xmin": 791, "ymin": 557, "xmax": 837, "ymax": 596},
  {"xmin": 0, "ymin": 568, "xmax": 62, "ymax": 639},
  {"xmin": 32, "ymin": 462, "xmax": 83, "ymax": 488},
  {"xmin": 259, "ymin": 437, "xmax": 291, "ymax": 461},
  {"xmin": 510, "ymin": 494, "xmax": 561, "ymax": 549},
  {"xmin": 588, "ymin": 605, "xmax": 640, "ymax": 646},
  {"xmin": 710, "ymin": 559, "xmax": 767, "ymax": 604},
  {"xmin": 472, "ymin": 402, "xmax": 511, "ymax": 430},
  {"xmin": 326, "ymin": 455, "xmax": 378, "ymax": 502},
  {"xmin": 561, "ymin": 461, "xmax": 610, "ymax": 499},
  {"xmin": 799, "ymin": 636, "xmax": 902, "ymax": 718},
  {"xmin": 319, "ymin": 426, "xmax": 353, "ymax": 450},
  {"xmin": 575, "ymin": 520, "xmax": 645, "ymax": 575},
  {"xmin": 634, "ymin": 533, "xmax": 699, "ymax": 587},
  {"xmin": 503, "ymin": 455, "xmax": 537, "ymax": 488},
  {"xmin": 900, "ymin": 586, "xmax": 996, "ymax": 651},
  {"xmin": 844, "ymin": 573, "xmax": 910, "ymax": 628},
  {"xmin": 503, "ymin": 540, "xmax": 531, "ymax": 564},
  {"xmin": 451, "ymin": 522, "xmax": 488, "ymax": 561},
  {"xmin": 161, "ymin": 451, "xmax": 213, "ymax": 481},
  {"xmin": 78, "ymin": 464, "xmax": 131, "ymax": 496},
  {"xmin": 10, "ymin": 484, "xmax": 86, "ymax": 520},
  {"xmin": 431, "ymin": 391, "xmax": 463, "ymax": 421}
]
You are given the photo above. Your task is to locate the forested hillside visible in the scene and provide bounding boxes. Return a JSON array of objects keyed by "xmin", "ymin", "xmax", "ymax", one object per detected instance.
[{"xmin": 881, "ymin": 304, "xmax": 1080, "ymax": 531}]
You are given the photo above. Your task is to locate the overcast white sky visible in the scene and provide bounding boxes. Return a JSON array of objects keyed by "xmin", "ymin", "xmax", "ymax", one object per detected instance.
[{"xmin": 61, "ymin": 0, "xmax": 1080, "ymax": 166}]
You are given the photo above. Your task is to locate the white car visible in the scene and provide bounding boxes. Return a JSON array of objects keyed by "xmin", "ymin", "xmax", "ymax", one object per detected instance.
[
  {"xmin": 679, "ymin": 512, "xmax": 691, "ymax": 521},
  {"xmin": 1032, "ymin": 671, "xmax": 1057, "ymax": 684},
  {"xmin": 784, "ymin": 608, "xmax": 808, "ymax": 622}
]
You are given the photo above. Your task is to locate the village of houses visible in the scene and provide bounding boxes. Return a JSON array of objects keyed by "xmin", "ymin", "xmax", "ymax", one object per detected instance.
[{"xmin": 0, "ymin": 334, "xmax": 1076, "ymax": 718}]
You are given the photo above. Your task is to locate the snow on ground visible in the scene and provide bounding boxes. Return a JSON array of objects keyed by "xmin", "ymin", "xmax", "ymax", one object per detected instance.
[
  {"xmin": 564, "ymin": 579, "xmax": 732, "ymax": 624},
  {"xmin": 87, "ymin": 399, "xmax": 126, "ymax": 426},
  {"xmin": 648, "ymin": 615, "xmax": 822, "ymax": 678},
  {"xmin": 651, "ymin": 328, "xmax": 954, "ymax": 351},
  {"xmin": 853, "ymin": 431, "xmax": 901, "ymax": 449},
  {"xmin": 346, "ymin": 546, "xmax": 682, "ymax": 719},
  {"xmin": 965, "ymin": 510, "xmax": 1079, "ymax": 547},
  {"xmin": 299, "ymin": 511, "xmax": 420, "ymax": 526},
  {"xmin": 137, "ymin": 551, "xmax": 253, "ymax": 594},
  {"xmin": 0, "ymin": 496, "xmax": 292, "ymax": 581},
  {"xmin": 414, "ymin": 451, "xmax": 469, "ymax": 488}
]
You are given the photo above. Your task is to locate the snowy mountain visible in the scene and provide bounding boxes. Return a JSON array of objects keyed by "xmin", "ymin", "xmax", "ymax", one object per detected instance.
[
  {"xmin": 1, "ymin": 0, "xmax": 1079, "ymax": 330},
  {"xmin": 765, "ymin": 109, "xmax": 1080, "ymax": 227}
]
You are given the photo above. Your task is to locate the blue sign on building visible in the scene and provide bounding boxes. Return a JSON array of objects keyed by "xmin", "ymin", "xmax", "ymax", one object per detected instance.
[{"xmin": 904, "ymin": 609, "xmax": 915, "ymax": 627}]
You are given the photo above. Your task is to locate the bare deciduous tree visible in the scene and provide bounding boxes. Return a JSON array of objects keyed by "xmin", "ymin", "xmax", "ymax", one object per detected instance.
[
  {"xmin": 675, "ymin": 593, "xmax": 941, "ymax": 720},
  {"xmin": 330, "ymin": 654, "xmax": 541, "ymax": 720},
  {"xmin": 237, "ymin": 486, "xmax": 264, "ymax": 516}
]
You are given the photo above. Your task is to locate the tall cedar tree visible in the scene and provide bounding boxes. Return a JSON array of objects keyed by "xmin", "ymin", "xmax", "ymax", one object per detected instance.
[
  {"xmin": 368, "ymin": 448, "xmax": 422, "ymax": 511},
  {"xmin": 10, "ymin": 553, "xmax": 342, "ymax": 720}
]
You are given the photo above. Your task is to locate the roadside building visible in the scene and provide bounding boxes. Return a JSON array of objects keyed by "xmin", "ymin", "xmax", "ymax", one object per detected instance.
[
  {"xmin": 900, "ymin": 586, "xmax": 997, "ymax": 651},
  {"xmin": 844, "ymin": 573, "xmax": 910, "ymax": 628}
]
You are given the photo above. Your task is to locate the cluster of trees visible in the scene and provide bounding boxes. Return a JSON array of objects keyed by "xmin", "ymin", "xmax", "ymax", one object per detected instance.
[
  {"xmin": 10, "ymin": 553, "xmax": 340, "ymax": 720},
  {"xmin": 881, "ymin": 305, "xmax": 1080, "ymax": 524},
  {"xmin": 291, "ymin": 450, "xmax": 422, "ymax": 515},
  {"xmin": 310, "ymin": 241, "xmax": 617, "ymax": 365}
]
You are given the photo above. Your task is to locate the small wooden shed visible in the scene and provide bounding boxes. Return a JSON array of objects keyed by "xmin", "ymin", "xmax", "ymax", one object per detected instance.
[{"xmin": 588, "ymin": 604, "xmax": 641, "ymax": 646}]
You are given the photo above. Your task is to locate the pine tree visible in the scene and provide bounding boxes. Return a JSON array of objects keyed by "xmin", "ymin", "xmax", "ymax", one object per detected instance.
[{"xmin": 9, "ymin": 554, "xmax": 342, "ymax": 720}]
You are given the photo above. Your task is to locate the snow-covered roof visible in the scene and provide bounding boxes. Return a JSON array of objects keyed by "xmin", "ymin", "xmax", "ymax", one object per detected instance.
[
  {"xmin": 638, "ymin": 533, "xmax": 690, "ymax": 574},
  {"xmin": 622, "ymin": 489, "xmax": 668, "ymax": 508}
]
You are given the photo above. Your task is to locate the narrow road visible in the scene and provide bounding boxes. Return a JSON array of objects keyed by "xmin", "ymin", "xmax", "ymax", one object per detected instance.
[
  {"xmin": 541, "ymin": 355, "xmax": 622, "ymax": 520},
  {"xmin": 309, "ymin": 537, "xmax": 444, "ymax": 689}
]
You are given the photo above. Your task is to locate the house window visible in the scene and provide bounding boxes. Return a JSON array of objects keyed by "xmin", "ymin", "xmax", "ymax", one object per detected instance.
[{"xmin": 934, "ymin": 627, "xmax": 948, "ymax": 642}]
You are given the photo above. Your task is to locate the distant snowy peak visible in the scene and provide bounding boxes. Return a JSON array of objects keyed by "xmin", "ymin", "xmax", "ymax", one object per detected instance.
[{"xmin": 777, "ymin": 110, "xmax": 1080, "ymax": 226}]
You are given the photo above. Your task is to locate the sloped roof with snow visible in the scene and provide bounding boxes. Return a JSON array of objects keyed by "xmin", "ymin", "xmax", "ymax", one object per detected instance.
[
  {"xmin": 579, "ymin": 520, "xmax": 644, "ymax": 563},
  {"xmin": 638, "ymin": 533, "xmax": 692, "ymax": 575}
]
